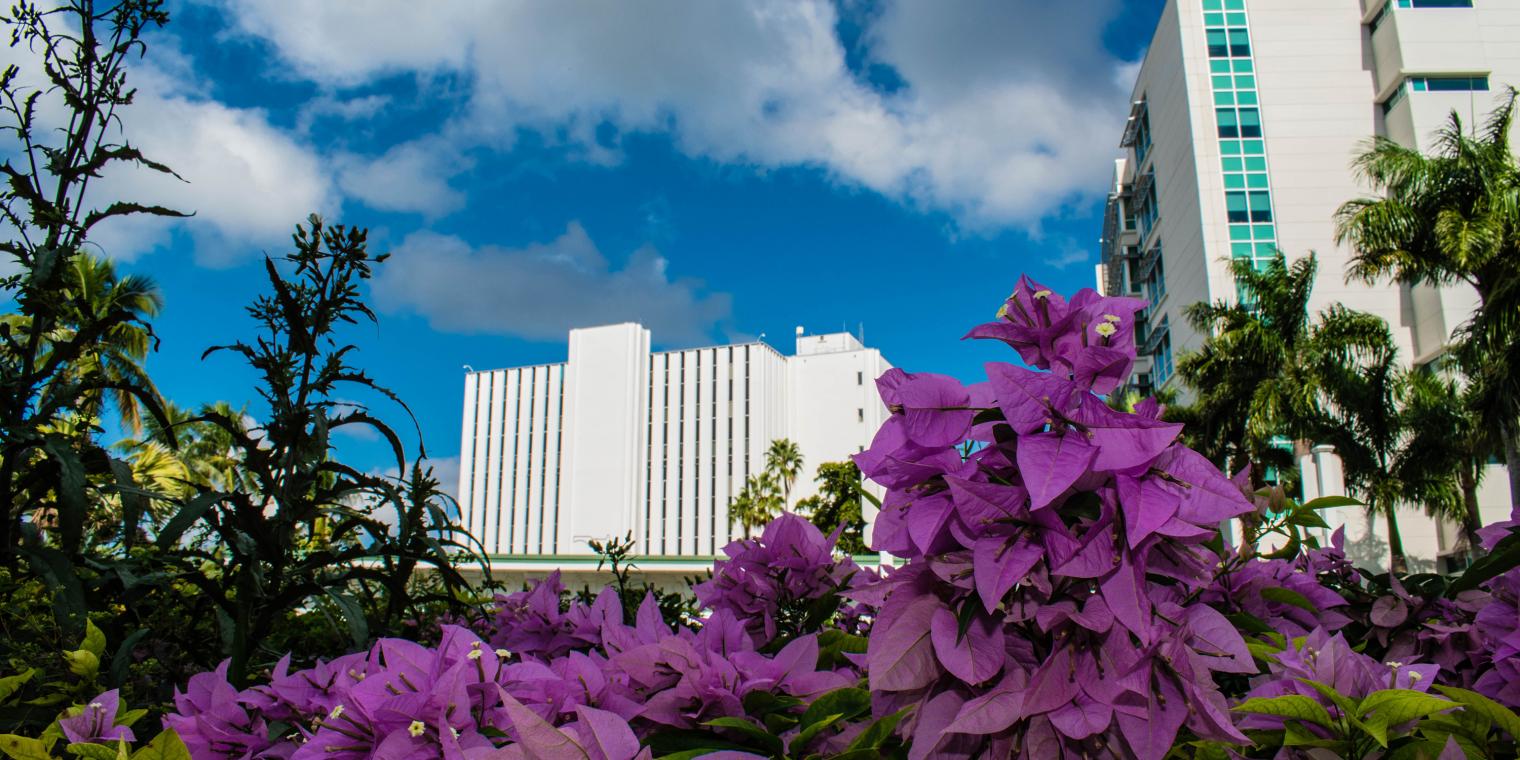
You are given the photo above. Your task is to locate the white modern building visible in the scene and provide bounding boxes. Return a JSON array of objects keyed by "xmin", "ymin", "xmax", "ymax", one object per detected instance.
[
  {"xmin": 1097, "ymin": 0, "xmax": 1517, "ymax": 571},
  {"xmin": 456, "ymin": 324, "xmax": 892, "ymax": 586}
]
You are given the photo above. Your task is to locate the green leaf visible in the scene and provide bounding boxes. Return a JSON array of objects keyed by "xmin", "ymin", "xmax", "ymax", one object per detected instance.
[
  {"xmin": 80, "ymin": 619, "xmax": 106, "ymax": 658},
  {"xmin": 1356, "ymin": 689, "xmax": 1456, "ymax": 728},
  {"xmin": 64, "ymin": 649, "xmax": 100, "ymax": 678},
  {"xmin": 129, "ymin": 730, "xmax": 192, "ymax": 760},
  {"xmin": 65, "ymin": 742, "xmax": 125, "ymax": 760},
  {"xmin": 700, "ymin": 717, "xmax": 783, "ymax": 755},
  {"xmin": 790, "ymin": 712, "xmax": 845, "ymax": 755},
  {"xmin": 1449, "ymin": 530, "xmax": 1520, "ymax": 594},
  {"xmin": 1233, "ymin": 695, "xmax": 1335, "ymax": 729},
  {"xmin": 846, "ymin": 706, "xmax": 912, "ymax": 751},
  {"xmin": 800, "ymin": 687, "xmax": 870, "ymax": 731},
  {"xmin": 1302, "ymin": 495, "xmax": 1362, "ymax": 510},
  {"xmin": 1281, "ymin": 720, "xmax": 1342, "ymax": 748},
  {"xmin": 0, "ymin": 670, "xmax": 35, "ymax": 704},
  {"xmin": 1296, "ymin": 678, "xmax": 1358, "ymax": 718},
  {"xmin": 322, "ymin": 589, "xmax": 369, "ymax": 649},
  {"xmin": 1287, "ymin": 508, "xmax": 1330, "ymax": 529},
  {"xmin": 0, "ymin": 735, "xmax": 52, "ymax": 760},
  {"xmin": 1259, "ymin": 587, "xmax": 1317, "ymax": 613},
  {"xmin": 1436, "ymin": 685, "xmax": 1520, "ymax": 740},
  {"xmin": 154, "ymin": 492, "xmax": 224, "ymax": 549}
]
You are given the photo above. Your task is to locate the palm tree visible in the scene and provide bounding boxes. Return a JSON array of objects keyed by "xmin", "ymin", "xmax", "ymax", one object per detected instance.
[
  {"xmin": 44, "ymin": 252, "xmax": 165, "ymax": 435},
  {"xmin": 729, "ymin": 471, "xmax": 783, "ymax": 539},
  {"xmin": 1396, "ymin": 369, "xmax": 1492, "ymax": 557},
  {"xmin": 1311, "ymin": 321, "xmax": 1412, "ymax": 573},
  {"xmin": 1334, "ymin": 90, "xmax": 1520, "ymax": 511},
  {"xmin": 765, "ymin": 438, "xmax": 803, "ymax": 507},
  {"xmin": 1175, "ymin": 254, "xmax": 1385, "ymax": 491}
]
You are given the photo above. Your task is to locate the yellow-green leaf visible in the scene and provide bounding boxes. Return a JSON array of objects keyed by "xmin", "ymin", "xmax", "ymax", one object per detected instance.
[
  {"xmin": 0, "ymin": 734, "xmax": 52, "ymax": 760},
  {"xmin": 1357, "ymin": 689, "xmax": 1456, "ymax": 728},
  {"xmin": 0, "ymin": 671, "xmax": 34, "ymax": 705},
  {"xmin": 80, "ymin": 620, "xmax": 106, "ymax": 658},
  {"xmin": 1233, "ymin": 695, "xmax": 1335, "ymax": 729},
  {"xmin": 129, "ymin": 730, "xmax": 191, "ymax": 760},
  {"xmin": 63, "ymin": 649, "xmax": 100, "ymax": 678},
  {"xmin": 1435, "ymin": 685, "xmax": 1520, "ymax": 740}
]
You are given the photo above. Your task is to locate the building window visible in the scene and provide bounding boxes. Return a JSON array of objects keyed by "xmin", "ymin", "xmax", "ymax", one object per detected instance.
[
  {"xmin": 858, "ymin": 408, "xmax": 865, "ymax": 422},
  {"xmin": 1206, "ymin": 29, "xmax": 1230, "ymax": 58},
  {"xmin": 1410, "ymin": 75, "xmax": 1489, "ymax": 92},
  {"xmin": 857, "ymin": 371, "xmax": 863, "ymax": 385},
  {"xmin": 1248, "ymin": 191, "xmax": 1272, "ymax": 222},
  {"xmin": 1399, "ymin": 0, "xmax": 1473, "ymax": 7},
  {"xmin": 1216, "ymin": 107, "xmax": 1238, "ymax": 138},
  {"xmin": 1134, "ymin": 106, "xmax": 1153, "ymax": 166},
  {"xmin": 1154, "ymin": 329, "xmax": 1174, "ymax": 386},
  {"xmin": 1226, "ymin": 191, "xmax": 1249, "ymax": 223},
  {"xmin": 1145, "ymin": 254, "xmax": 1166, "ymax": 305},
  {"xmin": 1136, "ymin": 173, "xmax": 1159, "ymax": 239}
]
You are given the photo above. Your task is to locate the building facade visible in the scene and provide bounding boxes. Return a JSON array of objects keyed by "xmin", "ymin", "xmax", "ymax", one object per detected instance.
[
  {"xmin": 456, "ymin": 324, "xmax": 891, "ymax": 583},
  {"xmin": 1098, "ymin": 0, "xmax": 1517, "ymax": 571}
]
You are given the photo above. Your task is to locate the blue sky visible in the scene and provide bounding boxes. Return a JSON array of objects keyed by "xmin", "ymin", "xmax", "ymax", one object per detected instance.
[{"xmin": 80, "ymin": 0, "xmax": 1166, "ymax": 489}]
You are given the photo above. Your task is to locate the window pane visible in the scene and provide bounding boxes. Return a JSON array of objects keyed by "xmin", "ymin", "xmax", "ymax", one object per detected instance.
[
  {"xmin": 1229, "ymin": 29, "xmax": 1251, "ymax": 57},
  {"xmin": 1216, "ymin": 108, "xmax": 1239, "ymax": 137},
  {"xmin": 1249, "ymin": 192, "xmax": 1272, "ymax": 222},
  {"xmin": 1207, "ymin": 30, "xmax": 1229, "ymax": 57},
  {"xmin": 1226, "ymin": 192, "xmax": 1249, "ymax": 223},
  {"xmin": 1238, "ymin": 108, "xmax": 1262, "ymax": 137}
]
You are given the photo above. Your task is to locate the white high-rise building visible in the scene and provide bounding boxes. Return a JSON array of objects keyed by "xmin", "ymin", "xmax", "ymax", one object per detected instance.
[
  {"xmin": 456, "ymin": 324, "xmax": 891, "ymax": 584},
  {"xmin": 1098, "ymin": 0, "xmax": 1517, "ymax": 571}
]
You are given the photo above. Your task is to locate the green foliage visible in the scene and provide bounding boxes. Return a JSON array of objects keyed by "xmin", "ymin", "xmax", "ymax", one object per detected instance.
[
  {"xmin": 1231, "ymin": 680, "xmax": 1520, "ymax": 759},
  {"xmin": 136, "ymin": 217, "xmax": 485, "ymax": 685},
  {"xmin": 796, "ymin": 461, "xmax": 869, "ymax": 555},
  {"xmin": 647, "ymin": 686, "xmax": 909, "ymax": 760},
  {"xmin": 1337, "ymin": 89, "xmax": 1520, "ymax": 513}
]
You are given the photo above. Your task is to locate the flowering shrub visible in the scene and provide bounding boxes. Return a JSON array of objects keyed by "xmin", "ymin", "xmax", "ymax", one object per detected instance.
[{"xmin": 14, "ymin": 277, "xmax": 1520, "ymax": 759}]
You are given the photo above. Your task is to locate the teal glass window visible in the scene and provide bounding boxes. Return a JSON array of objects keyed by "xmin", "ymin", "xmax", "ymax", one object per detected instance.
[
  {"xmin": 1207, "ymin": 29, "xmax": 1229, "ymax": 57},
  {"xmin": 1226, "ymin": 191, "xmax": 1249, "ymax": 223},
  {"xmin": 1225, "ymin": 173, "xmax": 1246, "ymax": 189},
  {"xmin": 1238, "ymin": 108, "xmax": 1261, "ymax": 137},
  {"xmin": 1215, "ymin": 91, "xmax": 1236, "ymax": 106},
  {"xmin": 1247, "ymin": 173, "xmax": 1269, "ymax": 189},
  {"xmin": 1400, "ymin": 0, "xmax": 1473, "ymax": 6},
  {"xmin": 1228, "ymin": 29, "xmax": 1251, "ymax": 57},
  {"xmin": 1222, "ymin": 157, "xmax": 1243, "ymax": 171},
  {"xmin": 1237, "ymin": 90, "xmax": 1258, "ymax": 105},
  {"xmin": 1226, "ymin": 12, "xmax": 1247, "ymax": 25},
  {"xmin": 1242, "ymin": 139, "xmax": 1264, "ymax": 154},
  {"xmin": 1216, "ymin": 108, "xmax": 1240, "ymax": 138},
  {"xmin": 1233, "ymin": 59, "xmax": 1253, "ymax": 73},
  {"xmin": 1248, "ymin": 192, "xmax": 1272, "ymax": 222},
  {"xmin": 1244, "ymin": 156, "xmax": 1267, "ymax": 171}
]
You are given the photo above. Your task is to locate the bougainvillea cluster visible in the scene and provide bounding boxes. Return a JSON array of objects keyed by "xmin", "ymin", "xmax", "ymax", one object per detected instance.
[
  {"xmin": 851, "ymin": 277, "xmax": 1260, "ymax": 758},
  {"xmin": 56, "ymin": 277, "xmax": 1517, "ymax": 759}
]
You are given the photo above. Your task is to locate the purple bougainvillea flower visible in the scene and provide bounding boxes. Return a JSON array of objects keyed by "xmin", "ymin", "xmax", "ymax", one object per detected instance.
[{"xmin": 60, "ymin": 689, "xmax": 135, "ymax": 745}]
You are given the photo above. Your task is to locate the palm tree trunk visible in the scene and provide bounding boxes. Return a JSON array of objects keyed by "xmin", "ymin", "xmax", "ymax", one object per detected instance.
[
  {"xmin": 1460, "ymin": 465, "xmax": 1483, "ymax": 558},
  {"xmin": 1384, "ymin": 502, "xmax": 1408, "ymax": 575}
]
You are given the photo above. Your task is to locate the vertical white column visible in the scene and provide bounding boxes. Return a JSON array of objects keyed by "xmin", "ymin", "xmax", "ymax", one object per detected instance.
[
  {"xmin": 511, "ymin": 369, "xmax": 532, "ymax": 554},
  {"xmin": 543, "ymin": 366, "xmax": 563, "ymax": 553},
  {"xmin": 648, "ymin": 354, "xmax": 667, "ymax": 554},
  {"xmin": 483, "ymin": 371, "xmax": 506, "ymax": 554},
  {"xmin": 524, "ymin": 366, "xmax": 544, "ymax": 554},
  {"xmin": 558, "ymin": 323, "xmax": 651, "ymax": 555},
  {"xmin": 714, "ymin": 350, "xmax": 731, "ymax": 553},
  {"xmin": 458, "ymin": 374, "xmax": 478, "ymax": 546}
]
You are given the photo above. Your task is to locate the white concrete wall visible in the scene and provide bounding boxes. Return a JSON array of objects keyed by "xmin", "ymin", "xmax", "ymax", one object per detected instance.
[
  {"xmin": 457, "ymin": 327, "xmax": 886, "ymax": 560},
  {"xmin": 559, "ymin": 324, "xmax": 650, "ymax": 555},
  {"xmin": 787, "ymin": 334, "xmax": 892, "ymax": 505}
]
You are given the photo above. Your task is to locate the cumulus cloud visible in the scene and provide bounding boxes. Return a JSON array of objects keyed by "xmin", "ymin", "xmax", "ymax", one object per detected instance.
[
  {"xmin": 0, "ymin": 30, "xmax": 342, "ymax": 265},
  {"xmin": 371, "ymin": 222, "xmax": 731, "ymax": 344},
  {"xmin": 333, "ymin": 137, "xmax": 470, "ymax": 218},
  {"xmin": 214, "ymin": 0, "xmax": 1137, "ymax": 232}
]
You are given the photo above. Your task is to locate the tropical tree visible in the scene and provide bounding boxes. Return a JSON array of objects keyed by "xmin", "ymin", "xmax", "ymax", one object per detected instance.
[
  {"xmin": 1395, "ymin": 368, "xmax": 1493, "ymax": 557},
  {"xmin": 1174, "ymin": 253, "xmax": 1388, "ymax": 493},
  {"xmin": 795, "ymin": 460, "xmax": 867, "ymax": 555},
  {"xmin": 729, "ymin": 471, "xmax": 781, "ymax": 540},
  {"xmin": 1334, "ymin": 90, "xmax": 1520, "ymax": 511},
  {"xmin": 764, "ymin": 438, "xmax": 803, "ymax": 507},
  {"xmin": 54, "ymin": 253, "xmax": 165, "ymax": 435}
]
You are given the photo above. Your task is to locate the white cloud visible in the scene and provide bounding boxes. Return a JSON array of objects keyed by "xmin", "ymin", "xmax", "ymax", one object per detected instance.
[
  {"xmin": 370, "ymin": 222, "xmax": 730, "ymax": 344},
  {"xmin": 214, "ymin": 0, "xmax": 1137, "ymax": 232},
  {"xmin": 0, "ymin": 22, "xmax": 340, "ymax": 265},
  {"xmin": 333, "ymin": 137, "xmax": 469, "ymax": 218},
  {"xmin": 87, "ymin": 87, "xmax": 341, "ymax": 265}
]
